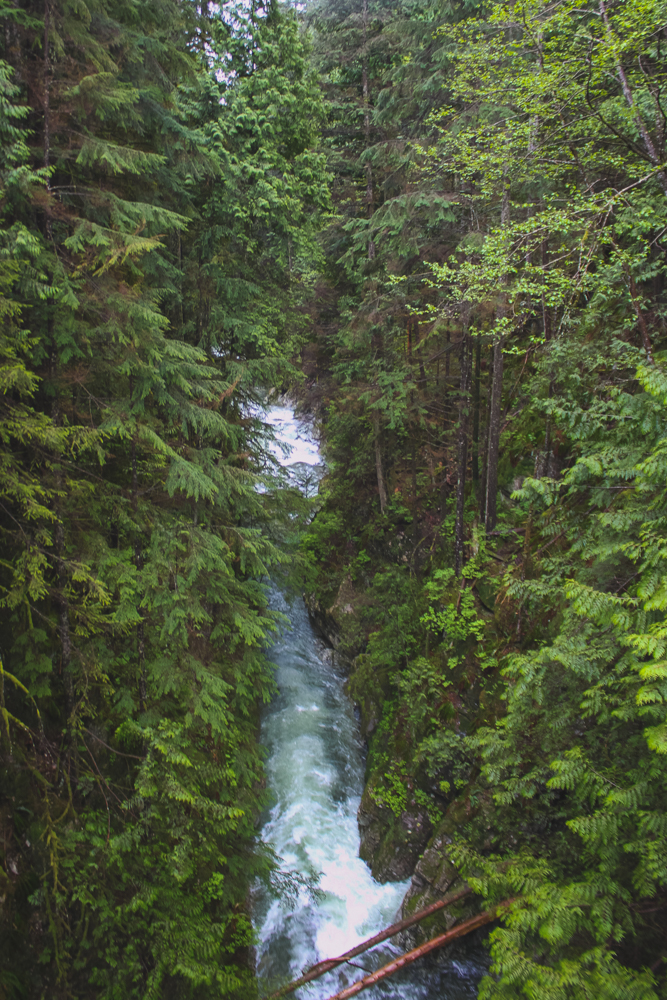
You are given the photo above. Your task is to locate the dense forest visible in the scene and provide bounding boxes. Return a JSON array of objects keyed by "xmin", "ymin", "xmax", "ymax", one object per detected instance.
[{"xmin": 2, "ymin": 0, "xmax": 667, "ymax": 998}]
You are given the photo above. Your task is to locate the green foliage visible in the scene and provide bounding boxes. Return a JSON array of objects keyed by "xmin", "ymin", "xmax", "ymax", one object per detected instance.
[
  {"xmin": 0, "ymin": 0, "xmax": 330, "ymax": 996},
  {"xmin": 303, "ymin": 0, "xmax": 667, "ymax": 995},
  {"xmin": 370, "ymin": 759, "xmax": 408, "ymax": 817},
  {"xmin": 421, "ymin": 588, "xmax": 486, "ymax": 644},
  {"xmin": 8, "ymin": 0, "xmax": 667, "ymax": 993}
]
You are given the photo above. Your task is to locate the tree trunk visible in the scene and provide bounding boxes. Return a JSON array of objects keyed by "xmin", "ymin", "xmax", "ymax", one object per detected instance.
[
  {"xmin": 43, "ymin": 0, "xmax": 53, "ymax": 243},
  {"xmin": 440, "ymin": 327, "xmax": 452, "ymax": 511},
  {"xmin": 43, "ymin": 0, "xmax": 50, "ymax": 178},
  {"xmin": 484, "ymin": 335, "xmax": 503, "ymax": 532},
  {"xmin": 362, "ymin": 0, "xmax": 375, "ymax": 259},
  {"xmin": 372, "ymin": 410, "xmax": 387, "ymax": 512},
  {"xmin": 454, "ymin": 331, "xmax": 471, "ymax": 576},
  {"xmin": 55, "ymin": 521, "xmax": 73, "ymax": 714},
  {"xmin": 131, "ymin": 437, "xmax": 147, "ymax": 709},
  {"xmin": 472, "ymin": 336, "xmax": 481, "ymax": 486},
  {"xmin": 479, "ymin": 350, "xmax": 491, "ymax": 519},
  {"xmin": 50, "ymin": 391, "xmax": 74, "ymax": 723},
  {"xmin": 53, "ymin": 455, "xmax": 76, "ymax": 786},
  {"xmin": 411, "ymin": 440, "xmax": 419, "ymax": 550},
  {"xmin": 323, "ymin": 905, "xmax": 510, "ymax": 1000},
  {"xmin": 625, "ymin": 268, "xmax": 655, "ymax": 365},
  {"xmin": 541, "ymin": 236, "xmax": 551, "ymax": 343},
  {"xmin": 484, "ymin": 178, "xmax": 510, "ymax": 532},
  {"xmin": 599, "ymin": 0, "xmax": 667, "ymax": 196},
  {"xmin": 265, "ymin": 888, "xmax": 473, "ymax": 1000}
]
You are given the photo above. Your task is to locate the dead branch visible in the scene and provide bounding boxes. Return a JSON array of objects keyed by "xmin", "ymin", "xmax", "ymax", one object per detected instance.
[
  {"xmin": 323, "ymin": 901, "xmax": 513, "ymax": 1000},
  {"xmin": 263, "ymin": 886, "xmax": 472, "ymax": 1000}
]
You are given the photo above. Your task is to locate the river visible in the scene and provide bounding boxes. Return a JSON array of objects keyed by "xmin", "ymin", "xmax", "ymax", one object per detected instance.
[{"xmin": 254, "ymin": 405, "xmax": 485, "ymax": 1000}]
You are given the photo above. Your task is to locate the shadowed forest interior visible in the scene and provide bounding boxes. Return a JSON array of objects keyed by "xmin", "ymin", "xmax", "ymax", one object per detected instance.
[{"xmin": 2, "ymin": 0, "xmax": 667, "ymax": 998}]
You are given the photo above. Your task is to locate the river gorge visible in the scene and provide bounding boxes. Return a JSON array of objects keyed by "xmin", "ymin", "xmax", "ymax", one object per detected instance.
[{"xmin": 254, "ymin": 406, "xmax": 485, "ymax": 1000}]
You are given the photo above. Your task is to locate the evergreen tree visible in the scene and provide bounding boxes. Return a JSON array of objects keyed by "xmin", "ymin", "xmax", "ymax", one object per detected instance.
[
  {"xmin": 302, "ymin": 1, "xmax": 667, "ymax": 996},
  {"xmin": 0, "ymin": 0, "xmax": 329, "ymax": 996}
]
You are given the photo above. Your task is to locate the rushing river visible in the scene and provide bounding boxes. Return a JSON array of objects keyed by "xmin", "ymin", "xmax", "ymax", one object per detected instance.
[{"xmin": 254, "ymin": 405, "xmax": 485, "ymax": 1000}]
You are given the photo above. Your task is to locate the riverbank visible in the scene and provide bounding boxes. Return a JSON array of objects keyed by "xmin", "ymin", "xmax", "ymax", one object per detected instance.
[{"xmin": 302, "ymin": 589, "xmax": 487, "ymax": 954}]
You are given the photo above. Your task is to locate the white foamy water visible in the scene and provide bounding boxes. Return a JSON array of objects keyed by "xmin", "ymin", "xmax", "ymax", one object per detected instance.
[
  {"xmin": 264, "ymin": 405, "xmax": 322, "ymax": 466},
  {"xmin": 255, "ymin": 404, "xmax": 485, "ymax": 1000},
  {"xmin": 255, "ymin": 589, "xmax": 411, "ymax": 996}
]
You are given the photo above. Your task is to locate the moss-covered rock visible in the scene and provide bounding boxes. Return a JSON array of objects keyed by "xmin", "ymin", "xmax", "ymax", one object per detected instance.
[
  {"xmin": 357, "ymin": 779, "xmax": 432, "ymax": 882},
  {"xmin": 304, "ymin": 591, "xmax": 343, "ymax": 654},
  {"xmin": 396, "ymin": 801, "xmax": 481, "ymax": 949},
  {"xmin": 304, "ymin": 573, "xmax": 371, "ymax": 666},
  {"xmin": 345, "ymin": 652, "xmax": 390, "ymax": 739}
]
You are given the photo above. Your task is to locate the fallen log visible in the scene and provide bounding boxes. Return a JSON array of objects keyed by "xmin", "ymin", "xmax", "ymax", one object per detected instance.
[
  {"xmin": 263, "ymin": 886, "xmax": 472, "ymax": 1000},
  {"xmin": 322, "ymin": 902, "xmax": 513, "ymax": 1000}
]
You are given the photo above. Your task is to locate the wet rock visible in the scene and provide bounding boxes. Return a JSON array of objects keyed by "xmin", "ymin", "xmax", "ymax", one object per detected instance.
[
  {"xmin": 303, "ymin": 574, "xmax": 367, "ymax": 666},
  {"xmin": 345, "ymin": 652, "xmax": 385, "ymax": 740},
  {"xmin": 303, "ymin": 592, "xmax": 341, "ymax": 652},
  {"xmin": 397, "ymin": 820, "xmax": 476, "ymax": 950},
  {"xmin": 357, "ymin": 783, "xmax": 432, "ymax": 883}
]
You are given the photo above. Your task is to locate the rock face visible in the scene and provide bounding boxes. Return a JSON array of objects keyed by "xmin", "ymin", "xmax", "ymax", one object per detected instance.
[
  {"xmin": 305, "ymin": 579, "xmax": 483, "ymax": 961},
  {"xmin": 303, "ymin": 574, "xmax": 365, "ymax": 668},
  {"xmin": 396, "ymin": 815, "xmax": 477, "ymax": 951},
  {"xmin": 303, "ymin": 591, "xmax": 342, "ymax": 654},
  {"xmin": 357, "ymin": 782, "xmax": 433, "ymax": 883}
]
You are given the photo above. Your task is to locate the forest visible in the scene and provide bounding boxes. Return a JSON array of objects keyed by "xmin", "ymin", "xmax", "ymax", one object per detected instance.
[{"xmin": 1, "ymin": 0, "xmax": 667, "ymax": 998}]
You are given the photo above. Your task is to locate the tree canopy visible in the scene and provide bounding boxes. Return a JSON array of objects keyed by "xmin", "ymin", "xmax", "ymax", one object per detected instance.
[
  {"xmin": 3, "ymin": 0, "xmax": 667, "ymax": 998},
  {"xmin": 301, "ymin": 1, "xmax": 667, "ymax": 997}
]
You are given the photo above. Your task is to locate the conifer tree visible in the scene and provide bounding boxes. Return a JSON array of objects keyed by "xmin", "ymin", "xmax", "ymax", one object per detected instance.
[
  {"xmin": 302, "ymin": 2, "xmax": 667, "ymax": 996},
  {"xmin": 0, "ymin": 0, "xmax": 329, "ymax": 995}
]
